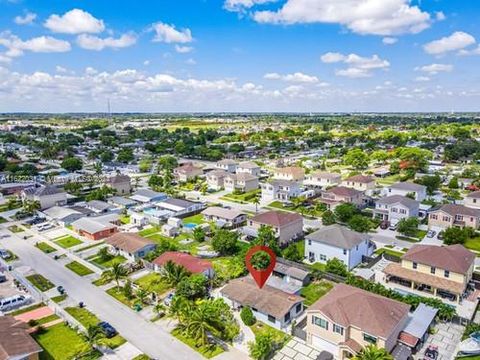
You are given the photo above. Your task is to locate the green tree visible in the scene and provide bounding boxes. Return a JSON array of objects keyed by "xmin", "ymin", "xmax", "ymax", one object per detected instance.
[
  {"xmin": 253, "ymin": 225, "xmax": 281, "ymax": 255},
  {"xmin": 193, "ymin": 227, "xmax": 206, "ymax": 243},
  {"xmin": 111, "ymin": 262, "xmax": 127, "ymax": 289},
  {"xmin": 61, "ymin": 157, "xmax": 83, "ymax": 172},
  {"xmin": 348, "ymin": 215, "xmax": 372, "ymax": 233},
  {"xmin": 161, "ymin": 260, "xmax": 191, "ymax": 285},
  {"xmin": 97, "ymin": 247, "xmax": 112, "ymax": 262},
  {"xmin": 211, "ymin": 229, "xmax": 239, "ymax": 255},
  {"xmin": 334, "ymin": 203, "xmax": 358, "ymax": 223},
  {"xmin": 123, "ymin": 280, "xmax": 133, "ymax": 299},
  {"xmin": 250, "ymin": 251, "xmax": 271, "ymax": 270},
  {"xmin": 343, "ymin": 148, "xmax": 369, "ymax": 170},
  {"xmin": 117, "ymin": 148, "xmax": 134, "ymax": 163},
  {"xmin": 176, "ymin": 274, "xmax": 208, "ymax": 300},
  {"xmin": 322, "ymin": 210, "xmax": 336, "ymax": 226},
  {"xmin": 240, "ymin": 306, "xmax": 256, "ymax": 326},
  {"xmin": 448, "ymin": 177, "xmax": 459, "ymax": 189},
  {"xmin": 415, "ymin": 175, "xmax": 441, "ymax": 195},
  {"xmin": 352, "ymin": 345, "xmax": 393, "ymax": 360},
  {"xmin": 148, "ymin": 174, "xmax": 163, "ymax": 189},
  {"xmin": 282, "ymin": 242, "xmax": 303, "ymax": 262},
  {"xmin": 325, "ymin": 258, "xmax": 348, "ymax": 277},
  {"xmin": 442, "ymin": 227, "xmax": 472, "ymax": 245},
  {"xmin": 397, "ymin": 217, "xmax": 419, "ymax": 237},
  {"xmin": 248, "ymin": 333, "xmax": 275, "ymax": 360}
]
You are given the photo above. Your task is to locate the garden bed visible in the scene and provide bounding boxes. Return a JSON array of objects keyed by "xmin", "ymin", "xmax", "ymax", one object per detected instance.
[{"xmin": 26, "ymin": 274, "xmax": 55, "ymax": 291}]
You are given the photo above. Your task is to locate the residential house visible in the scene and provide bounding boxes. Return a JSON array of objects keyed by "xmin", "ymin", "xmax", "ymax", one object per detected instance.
[
  {"xmin": 107, "ymin": 196, "xmax": 138, "ymax": 209},
  {"xmin": 206, "ymin": 170, "xmax": 228, "ymax": 191},
  {"xmin": 153, "ymin": 251, "xmax": 214, "ymax": 278},
  {"xmin": 236, "ymin": 161, "xmax": 261, "ymax": 177},
  {"xmin": 261, "ymin": 180, "xmax": 302, "ymax": 203},
  {"xmin": 305, "ymin": 225, "xmax": 373, "ymax": 270},
  {"xmin": 130, "ymin": 188, "xmax": 167, "ymax": 203},
  {"xmin": 342, "ymin": 175, "xmax": 376, "ymax": 194},
  {"xmin": 273, "ymin": 167, "xmax": 305, "ymax": 182},
  {"xmin": 268, "ymin": 257, "xmax": 311, "ymax": 294},
  {"xmin": 319, "ymin": 186, "xmax": 364, "ymax": 210},
  {"xmin": 397, "ymin": 304, "xmax": 438, "ymax": 352},
  {"xmin": 85, "ymin": 200, "xmax": 116, "ymax": 214},
  {"xmin": 71, "ymin": 213, "xmax": 119, "ymax": 240},
  {"xmin": 373, "ymin": 195, "xmax": 420, "ymax": 225},
  {"xmin": 201, "ymin": 206, "xmax": 247, "ymax": 228},
  {"xmin": 220, "ymin": 277, "xmax": 304, "ymax": 331},
  {"xmin": 155, "ymin": 198, "xmax": 205, "ymax": 217},
  {"xmin": 42, "ymin": 206, "xmax": 88, "ymax": 226},
  {"xmin": 428, "ymin": 204, "xmax": 480, "ymax": 230},
  {"xmin": 173, "ymin": 162, "xmax": 203, "ymax": 182},
  {"xmin": 304, "ymin": 171, "xmax": 341, "ymax": 189},
  {"xmin": 105, "ymin": 232, "xmax": 156, "ymax": 261},
  {"xmin": 21, "ymin": 185, "xmax": 67, "ymax": 210},
  {"xmin": 383, "ymin": 244, "xmax": 475, "ymax": 303},
  {"xmin": 216, "ymin": 159, "xmax": 237, "ymax": 173},
  {"xmin": 385, "ymin": 182, "xmax": 427, "ymax": 201},
  {"xmin": 465, "ymin": 191, "xmax": 480, "ymax": 210},
  {"xmin": 105, "ymin": 174, "xmax": 132, "ymax": 195},
  {"xmin": 0, "ymin": 316, "xmax": 43, "ymax": 360},
  {"xmin": 224, "ymin": 173, "xmax": 259, "ymax": 193},
  {"xmin": 247, "ymin": 210, "xmax": 303, "ymax": 245},
  {"xmin": 306, "ymin": 284, "xmax": 410, "ymax": 359}
]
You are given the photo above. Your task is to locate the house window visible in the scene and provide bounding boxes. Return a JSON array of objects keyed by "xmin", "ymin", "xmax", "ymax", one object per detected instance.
[
  {"xmin": 268, "ymin": 315, "xmax": 276, "ymax": 323},
  {"xmin": 400, "ymin": 209, "xmax": 406, "ymax": 214},
  {"xmin": 252, "ymin": 307, "xmax": 258, "ymax": 312},
  {"xmin": 319, "ymin": 254, "xmax": 327, "ymax": 261},
  {"xmin": 392, "ymin": 208, "xmax": 398, "ymax": 213},
  {"xmin": 442, "ymin": 216, "xmax": 450, "ymax": 222},
  {"xmin": 412, "ymin": 262, "xmax": 417, "ymax": 269},
  {"xmin": 333, "ymin": 324, "xmax": 344, "ymax": 335},
  {"xmin": 284, "ymin": 312, "xmax": 291, "ymax": 323},
  {"xmin": 343, "ymin": 249, "xmax": 347, "ymax": 255},
  {"xmin": 308, "ymin": 239, "xmax": 312, "ymax": 246},
  {"xmin": 444, "ymin": 270, "xmax": 450, "ymax": 278},
  {"xmin": 431, "ymin": 214, "xmax": 438, "ymax": 220},
  {"xmin": 431, "ymin": 267, "xmax": 436, "ymax": 274},
  {"xmin": 296, "ymin": 303, "xmax": 302, "ymax": 313},
  {"xmin": 312, "ymin": 316, "xmax": 328, "ymax": 330},
  {"xmin": 363, "ymin": 333, "xmax": 377, "ymax": 344}
]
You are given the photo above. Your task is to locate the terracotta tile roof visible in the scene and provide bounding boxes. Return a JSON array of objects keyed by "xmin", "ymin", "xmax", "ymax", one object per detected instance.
[
  {"xmin": 221, "ymin": 277, "xmax": 303, "ymax": 319},
  {"xmin": 340, "ymin": 338, "xmax": 363, "ymax": 353},
  {"xmin": 402, "ymin": 244, "xmax": 475, "ymax": 274},
  {"xmin": 344, "ymin": 174, "xmax": 375, "ymax": 183},
  {"xmin": 398, "ymin": 331, "xmax": 418, "ymax": 347},
  {"xmin": 326, "ymin": 186, "xmax": 362, "ymax": 197},
  {"xmin": 106, "ymin": 232, "xmax": 155, "ymax": 253},
  {"xmin": 308, "ymin": 284, "xmax": 409, "ymax": 339},
  {"xmin": 383, "ymin": 262, "xmax": 466, "ymax": 294},
  {"xmin": 251, "ymin": 210, "xmax": 303, "ymax": 227},
  {"xmin": 153, "ymin": 251, "xmax": 212, "ymax": 274},
  {"xmin": 0, "ymin": 316, "xmax": 42, "ymax": 359}
]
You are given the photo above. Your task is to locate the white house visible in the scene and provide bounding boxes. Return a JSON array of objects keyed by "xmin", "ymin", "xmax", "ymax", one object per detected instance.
[
  {"xmin": 372, "ymin": 195, "xmax": 420, "ymax": 225},
  {"xmin": 465, "ymin": 191, "xmax": 480, "ymax": 210},
  {"xmin": 216, "ymin": 159, "xmax": 237, "ymax": 173},
  {"xmin": 105, "ymin": 232, "xmax": 156, "ymax": 261},
  {"xmin": 305, "ymin": 225, "xmax": 373, "ymax": 270},
  {"xmin": 236, "ymin": 161, "xmax": 261, "ymax": 177},
  {"xmin": 303, "ymin": 171, "xmax": 341, "ymax": 189},
  {"xmin": 385, "ymin": 182, "xmax": 427, "ymax": 201},
  {"xmin": 261, "ymin": 180, "xmax": 302, "ymax": 203},
  {"xmin": 155, "ymin": 198, "xmax": 205, "ymax": 217}
]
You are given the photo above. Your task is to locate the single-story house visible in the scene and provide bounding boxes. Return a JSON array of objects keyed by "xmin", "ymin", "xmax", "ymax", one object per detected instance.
[
  {"xmin": 85, "ymin": 200, "xmax": 116, "ymax": 214},
  {"xmin": 105, "ymin": 232, "xmax": 156, "ymax": 261},
  {"xmin": 21, "ymin": 184, "xmax": 67, "ymax": 210},
  {"xmin": 42, "ymin": 206, "xmax": 86, "ymax": 226},
  {"xmin": 130, "ymin": 188, "xmax": 167, "ymax": 203},
  {"xmin": 0, "ymin": 316, "xmax": 43, "ymax": 360},
  {"xmin": 107, "ymin": 196, "xmax": 138, "ymax": 209},
  {"xmin": 153, "ymin": 251, "xmax": 214, "ymax": 278},
  {"xmin": 201, "ymin": 206, "xmax": 247, "ymax": 228},
  {"xmin": 268, "ymin": 257, "xmax": 311, "ymax": 294},
  {"xmin": 155, "ymin": 198, "xmax": 205, "ymax": 217},
  {"xmin": 71, "ymin": 213, "xmax": 119, "ymax": 240}
]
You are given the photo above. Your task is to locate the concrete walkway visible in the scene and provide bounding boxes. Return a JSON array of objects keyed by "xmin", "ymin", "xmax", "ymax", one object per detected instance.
[{"xmin": 274, "ymin": 338, "xmax": 322, "ymax": 360}]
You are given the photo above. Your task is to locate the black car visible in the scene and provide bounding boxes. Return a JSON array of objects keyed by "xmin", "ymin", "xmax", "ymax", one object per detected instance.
[{"xmin": 98, "ymin": 321, "xmax": 117, "ymax": 338}]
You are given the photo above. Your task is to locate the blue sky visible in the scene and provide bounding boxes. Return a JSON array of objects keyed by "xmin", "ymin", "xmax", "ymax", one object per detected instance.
[{"xmin": 0, "ymin": 0, "xmax": 479, "ymax": 112}]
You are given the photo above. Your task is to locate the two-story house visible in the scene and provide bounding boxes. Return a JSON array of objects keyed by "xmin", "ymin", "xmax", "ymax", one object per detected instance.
[
  {"xmin": 465, "ymin": 191, "xmax": 480, "ymax": 210},
  {"xmin": 261, "ymin": 180, "xmax": 302, "ymax": 203},
  {"xmin": 236, "ymin": 161, "xmax": 261, "ymax": 177},
  {"xmin": 373, "ymin": 195, "xmax": 420, "ymax": 225},
  {"xmin": 206, "ymin": 170, "xmax": 228, "ymax": 190},
  {"xmin": 319, "ymin": 186, "xmax": 364, "ymax": 210},
  {"xmin": 306, "ymin": 284, "xmax": 410, "ymax": 359},
  {"xmin": 201, "ymin": 206, "xmax": 247, "ymax": 228},
  {"xmin": 173, "ymin": 162, "xmax": 203, "ymax": 182},
  {"xmin": 428, "ymin": 204, "xmax": 480, "ymax": 230},
  {"xmin": 273, "ymin": 167, "xmax": 305, "ymax": 182},
  {"xmin": 305, "ymin": 225, "xmax": 373, "ymax": 270},
  {"xmin": 105, "ymin": 174, "xmax": 132, "ymax": 195},
  {"xmin": 248, "ymin": 210, "xmax": 303, "ymax": 245},
  {"xmin": 216, "ymin": 159, "xmax": 237, "ymax": 173},
  {"xmin": 342, "ymin": 175, "xmax": 376, "ymax": 195},
  {"xmin": 303, "ymin": 171, "xmax": 341, "ymax": 189},
  {"xmin": 224, "ymin": 173, "xmax": 259, "ymax": 193},
  {"xmin": 21, "ymin": 185, "xmax": 68, "ymax": 210},
  {"xmin": 385, "ymin": 182, "xmax": 427, "ymax": 201},
  {"xmin": 384, "ymin": 244, "xmax": 475, "ymax": 303}
]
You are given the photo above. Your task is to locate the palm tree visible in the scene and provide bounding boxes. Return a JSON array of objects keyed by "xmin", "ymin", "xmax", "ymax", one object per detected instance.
[
  {"xmin": 352, "ymin": 345, "xmax": 393, "ymax": 360},
  {"xmin": 290, "ymin": 196, "xmax": 306, "ymax": 210},
  {"xmin": 185, "ymin": 305, "xmax": 221, "ymax": 347},
  {"xmin": 136, "ymin": 288, "xmax": 148, "ymax": 304},
  {"xmin": 161, "ymin": 261, "xmax": 190, "ymax": 286},
  {"xmin": 134, "ymin": 177, "xmax": 141, "ymax": 190},
  {"xmin": 93, "ymin": 162, "xmax": 102, "ymax": 176},
  {"xmin": 253, "ymin": 196, "xmax": 260, "ymax": 213},
  {"xmin": 111, "ymin": 262, "xmax": 127, "ymax": 289}
]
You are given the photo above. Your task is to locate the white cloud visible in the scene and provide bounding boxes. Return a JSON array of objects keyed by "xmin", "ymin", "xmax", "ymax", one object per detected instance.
[
  {"xmin": 185, "ymin": 58, "xmax": 196, "ymax": 65},
  {"xmin": 76, "ymin": 33, "xmax": 137, "ymax": 51},
  {"xmin": 382, "ymin": 37, "xmax": 398, "ymax": 45},
  {"xmin": 321, "ymin": 52, "xmax": 389, "ymax": 77},
  {"xmin": 14, "ymin": 12, "xmax": 37, "ymax": 25},
  {"xmin": 415, "ymin": 76, "xmax": 430, "ymax": 82},
  {"xmin": 44, "ymin": 9, "xmax": 105, "ymax": 34},
  {"xmin": 417, "ymin": 63, "xmax": 453, "ymax": 75},
  {"xmin": 423, "ymin": 31, "xmax": 476, "ymax": 55},
  {"xmin": 224, "ymin": 0, "xmax": 277, "ymax": 12},
  {"xmin": 175, "ymin": 45, "xmax": 193, "ymax": 53},
  {"xmin": 143, "ymin": 60, "xmax": 150, "ymax": 66},
  {"xmin": 436, "ymin": 12, "xmax": 446, "ymax": 21},
  {"xmin": 251, "ymin": 0, "xmax": 431, "ymax": 36},
  {"xmin": 263, "ymin": 71, "xmax": 319, "ymax": 83},
  {"xmin": 0, "ymin": 33, "xmax": 71, "ymax": 58},
  {"xmin": 55, "ymin": 65, "xmax": 67, "ymax": 73},
  {"xmin": 458, "ymin": 46, "xmax": 480, "ymax": 56},
  {"xmin": 151, "ymin": 22, "xmax": 193, "ymax": 43}
]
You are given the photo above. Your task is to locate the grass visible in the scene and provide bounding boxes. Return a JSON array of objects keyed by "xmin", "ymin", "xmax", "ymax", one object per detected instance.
[
  {"xmin": 465, "ymin": 236, "xmax": 480, "ymax": 252},
  {"xmin": 308, "ymin": 262, "xmax": 327, "ymax": 272},
  {"xmin": 92, "ymin": 273, "xmax": 112, "ymax": 287},
  {"xmin": 221, "ymin": 189, "xmax": 261, "ymax": 203},
  {"xmin": 74, "ymin": 242, "xmax": 105, "ymax": 253},
  {"xmin": 36, "ymin": 242, "xmax": 57, "ymax": 253},
  {"xmin": 8, "ymin": 302, "xmax": 46, "ymax": 316},
  {"xmin": 250, "ymin": 321, "xmax": 291, "ymax": 347},
  {"xmin": 132, "ymin": 355, "xmax": 150, "ymax": 360},
  {"xmin": 29, "ymin": 314, "xmax": 60, "ymax": 327},
  {"xmin": 374, "ymin": 248, "xmax": 405, "ymax": 258},
  {"xmin": 0, "ymin": 216, "xmax": 7, "ymax": 224},
  {"xmin": 54, "ymin": 235, "xmax": 82, "ymax": 248},
  {"xmin": 65, "ymin": 261, "xmax": 94, "ymax": 276},
  {"xmin": 138, "ymin": 226, "xmax": 161, "ymax": 237},
  {"xmin": 7, "ymin": 225, "xmax": 23, "ymax": 233},
  {"xmin": 65, "ymin": 306, "xmax": 126, "ymax": 349},
  {"xmin": 51, "ymin": 295, "xmax": 67, "ymax": 303},
  {"xmin": 4, "ymin": 250, "xmax": 18, "ymax": 262},
  {"xmin": 26, "ymin": 274, "xmax": 55, "ymax": 292},
  {"xmin": 134, "ymin": 273, "xmax": 171, "ymax": 295},
  {"xmin": 395, "ymin": 235, "xmax": 421, "ymax": 243},
  {"xmin": 171, "ymin": 327, "xmax": 224, "ymax": 359},
  {"xmin": 90, "ymin": 255, "xmax": 126, "ymax": 268},
  {"xmin": 33, "ymin": 323, "xmax": 101, "ymax": 360},
  {"xmin": 106, "ymin": 287, "xmax": 135, "ymax": 307},
  {"xmin": 119, "ymin": 214, "xmax": 130, "ymax": 224},
  {"xmin": 300, "ymin": 281, "xmax": 334, "ymax": 306},
  {"xmin": 182, "ymin": 213, "xmax": 205, "ymax": 225}
]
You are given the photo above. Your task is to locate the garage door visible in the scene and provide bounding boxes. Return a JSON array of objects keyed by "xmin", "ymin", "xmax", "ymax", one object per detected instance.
[{"xmin": 311, "ymin": 335, "xmax": 337, "ymax": 355}]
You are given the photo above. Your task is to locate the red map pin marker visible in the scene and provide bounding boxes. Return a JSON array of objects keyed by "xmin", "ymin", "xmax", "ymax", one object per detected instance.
[{"xmin": 245, "ymin": 245, "xmax": 276, "ymax": 289}]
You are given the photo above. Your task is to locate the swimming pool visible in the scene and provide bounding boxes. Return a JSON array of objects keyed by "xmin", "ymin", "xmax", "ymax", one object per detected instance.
[{"xmin": 184, "ymin": 223, "xmax": 197, "ymax": 229}]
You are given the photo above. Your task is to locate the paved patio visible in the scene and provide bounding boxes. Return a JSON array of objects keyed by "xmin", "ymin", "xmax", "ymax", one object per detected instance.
[
  {"xmin": 273, "ymin": 338, "xmax": 324, "ymax": 360},
  {"xmin": 414, "ymin": 322, "xmax": 464, "ymax": 360}
]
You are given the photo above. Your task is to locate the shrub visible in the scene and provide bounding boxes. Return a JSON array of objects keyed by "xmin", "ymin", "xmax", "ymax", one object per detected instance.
[{"xmin": 240, "ymin": 306, "xmax": 256, "ymax": 326}]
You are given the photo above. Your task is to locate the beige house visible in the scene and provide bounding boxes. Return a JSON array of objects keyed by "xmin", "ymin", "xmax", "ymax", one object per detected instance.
[
  {"xmin": 465, "ymin": 191, "xmax": 480, "ymax": 210},
  {"xmin": 201, "ymin": 206, "xmax": 247, "ymax": 228},
  {"xmin": 384, "ymin": 244, "xmax": 475, "ymax": 303},
  {"xmin": 304, "ymin": 171, "xmax": 341, "ymax": 188},
  {"xmin": 428, "ymin": 204, "xmax": 480, "ymax": 230},
  {"xmin": 319, "ymin": 186, "xmax": 364, "ymax": 210},
  {"xmin": 273, "ymin": 166, "xmax": 305, "ymax": 182},
  {"xmin": 306, "ymin": 284, "xmax": 409, "ymax": 359},
  {"xmin": 342, "ymin": 175, "xmax": 376, "ymax": 193},
  {"xmin": 248, "ymin": 210, "xmax": 303, "ymax": 245},
  {"xmin": 206, "ymin": 170, "xmax": 228, "ymax": 190},
  {"xmin": 173, "ymin": 162, "xmax": 203, "ymax": 182},
  {"xmin": 105, "ymin": 174, "xmax": 131, "ymax": 195},
  {"xmin": 236, "ymin": 161, "xmax": 261, "ymax": 177},
  {"xmin": 224, "ymin": 173, "xmax": 259, "ymax": 193},
  {"xmin": 216, "ymin": 159, "xmax": 237, "ymax": 173}
]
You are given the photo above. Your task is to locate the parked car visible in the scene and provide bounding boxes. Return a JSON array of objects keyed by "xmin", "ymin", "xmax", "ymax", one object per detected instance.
[
  {"xmin": 389, "ymin": 223, "xmax": 398, "ymax": 231},
  {"xmin": 379, "ymin": 220, "xmax": 389, "ymax": 230},
  {"xmin": 57, "ymin": 286, "xmax": 65, "ymax": 295},
  {"xmin": 98, "ymin": 321, "xmax": 117, "ymax": 338},
  {"xmin": 437, "ymin": 231, "xmax": 444, "ymax": 240},
  {"xmin": 0, "ymin": 249, "xmax": 11, "ymax": 260},
  {"xmin": 0, "ymin": 295, "xmax": 32, "ymax": 312},
  {"xmin": 426, "ymin": 230, "xmax": 436, "ymax": 238}
]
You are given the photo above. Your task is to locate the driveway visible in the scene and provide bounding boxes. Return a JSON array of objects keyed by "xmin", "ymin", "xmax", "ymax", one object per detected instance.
[{"xmin": 414, "ymin": 322, "xmax": 464, "ymax": 360}]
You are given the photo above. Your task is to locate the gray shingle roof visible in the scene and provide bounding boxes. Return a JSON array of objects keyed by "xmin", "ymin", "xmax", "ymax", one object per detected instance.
[
  {"xmin": 376, "ymin": 195, "xmax": 419, "ymax": 210},
  {"xmin": 390, "ymin": 182, "xmax": 426, "ymax": 192},
  {"xmin": 306, "ymin": 224, "xmax": 369, "ymax": 249}
]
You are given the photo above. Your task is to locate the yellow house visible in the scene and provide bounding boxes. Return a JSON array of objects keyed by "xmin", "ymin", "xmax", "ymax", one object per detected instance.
[
  {"xmin": 384, "ymin": 244, "xmax": 475, "ymax": 303},
  {"xmin": 306, "ymin": 284, "xmax": 410, "ymax": 359}
]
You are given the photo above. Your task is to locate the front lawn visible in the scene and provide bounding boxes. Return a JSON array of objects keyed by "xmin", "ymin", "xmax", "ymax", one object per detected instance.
[
  {"xmin": 182, "ymin": 214, "xmax": 205, "ymax": 225},
  {"xmin": 54, "ymin": 235, "xmax": 82, "ymax": 248},
  {"xmin": 90, "ymin": 255, "xmax": 126, "ymax": 268},
  {"xmin": 250, "ymin": 321, "xmax": 291, "ymax": 347},
  {"xmin": 465, "ymin": 237, "xmax": 480, "ymax": 252},
  {"xmin": 0, "ymin": 216, "xmax": 7, "ymax": 224},
  {"xmin": 26, "ymin": 274, "xmax": 55, "ymax": 292},
  {"xmin": 51, "ymin": 295, "xmax": 67, "ymax": 303},
  {"xmin": 106, "ymin": 286, "xmax": 135, "ymax": 307},
  {"xmin": 33, "ymin": 323, "xmax": 101, "ymax": 360},
  {"xmin": 138, "ymin": 226, "xmax": 161, "ymax": 237},
  {"xmin": 36, "ymin": 242, "xmax": 57, "ymax": 253},
  {"xmin": 8, "ymin": 302, "xmax": 46, "ymax": 316},
  {"xmin": 171, "ymin": 327, "xmax": 224, "ymax": 359},
  {"xmin": 29, "ymin": 314, "xmax": 60, "ymax": 327},
  {"xmin": 374, "ymin": 248, "xmax": 406, "ymax": 258},
  {"xmin": 221, "ymin": 189, "xmax": 261, "ymax": 203},
  {"xmin": 119, "ymin": 214, "xmax": 130, "ymax": 224},
  {"xmin": 4, "ymin": 250, "xmax": 18, "ymax": 262},
  {"xmin": 134, "ymin": 273, "xmax": 171, "ymax": 295},
  {"xmin": 300, "ymin": 280, "xmax": 334, "ymax": 306},
  {"xmin": 7, "ymin": 225, "xmax": 23, "ymax": 233},
  {"xmin": 65, "ymin": 261, "xmax": 94, "ymax": 276}
]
